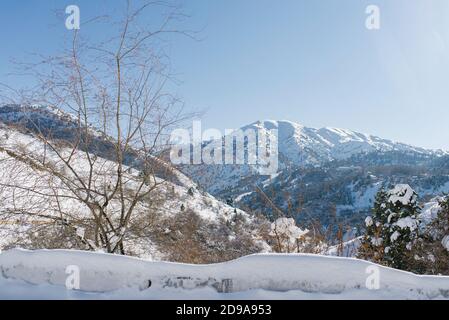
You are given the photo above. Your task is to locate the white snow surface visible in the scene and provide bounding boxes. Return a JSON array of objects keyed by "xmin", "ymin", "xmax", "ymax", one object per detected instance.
[
  {"xmin": 365, "ymin": 216, "xmax": 374, "ymax": 227},
  {"xmin": 393, "ymin": 217, "xmax": 419, "ymax": 231},
  {"xmin": 387, "ymin": 184, "xmax": 417, "ymax": 206},
  {"xmin": 420, "ymin": 197, "xmax": 444, "ymax": 226},
  {"xmin": 2, "ymin": 249, "xmax": 449, "ymax": 300}
]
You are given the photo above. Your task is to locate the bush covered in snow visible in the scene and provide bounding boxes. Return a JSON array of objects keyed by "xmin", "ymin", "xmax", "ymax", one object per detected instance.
[
  {"xmin": 268, "ymin": 218, "xmax": 309, "ymax": 253},
  {"xmin": 414, "ymin": 196, "xmax": 449, "ymax": 275},
  {"xmin": 266, "ymin": 217, "xmax": 327, "ymax": 254}
]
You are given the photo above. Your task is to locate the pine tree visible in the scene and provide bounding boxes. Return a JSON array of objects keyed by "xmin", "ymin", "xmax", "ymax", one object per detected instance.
[{"xmin": 358, "ymin": 184, "xmax": 421, "ymax": 270}]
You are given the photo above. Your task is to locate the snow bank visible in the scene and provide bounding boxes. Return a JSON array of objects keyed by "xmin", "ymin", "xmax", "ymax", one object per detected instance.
[{"xmin": 2, "ymin": 249, "xmax": 449, "ymax": 299}]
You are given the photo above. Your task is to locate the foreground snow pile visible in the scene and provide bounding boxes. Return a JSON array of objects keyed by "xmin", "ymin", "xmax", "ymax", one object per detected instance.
[{"xmin": 1, "ymin": 249, "xmax": 449, "ymax": 300}]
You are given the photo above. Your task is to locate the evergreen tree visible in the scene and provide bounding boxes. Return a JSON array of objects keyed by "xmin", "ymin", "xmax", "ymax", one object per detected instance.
[{"xmin": 358, "ymin": 184, "xmax": 421, "ymax": 270}]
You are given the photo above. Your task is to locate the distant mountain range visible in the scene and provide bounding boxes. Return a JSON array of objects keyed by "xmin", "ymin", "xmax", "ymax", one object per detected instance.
[
  {"xmin": 179, "ymin": 119, "xmax": 449, "ymax": 229},
  {"xmin": 242, "ymin": 120, "xmax": 444, "ymax": 166}
]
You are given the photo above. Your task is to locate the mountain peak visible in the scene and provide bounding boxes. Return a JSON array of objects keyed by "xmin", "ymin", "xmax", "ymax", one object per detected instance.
[{"xmin": 239, "ymin": 119, "xmax": 437, "ymax": 166}]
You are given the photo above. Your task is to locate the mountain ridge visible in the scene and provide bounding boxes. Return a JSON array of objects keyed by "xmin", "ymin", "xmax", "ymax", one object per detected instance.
[{"xmin": 240, "ymin": 119, "xmax": 445, "ymax": 167}]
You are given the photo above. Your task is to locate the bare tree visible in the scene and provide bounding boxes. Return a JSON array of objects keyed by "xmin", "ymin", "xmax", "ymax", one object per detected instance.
[{"xmin": 0, "ymin": 0, "xmax": 195, "ymax": 254}]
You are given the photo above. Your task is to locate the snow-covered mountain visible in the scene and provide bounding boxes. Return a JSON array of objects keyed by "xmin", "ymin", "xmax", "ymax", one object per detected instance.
[
  {"xmin": 241, "ymin": 120, "xmax": 441, "ymax": 166},
  {"xmin": 180, "ymin": 119, "xmax": 445, "ymax": 194},
  {"xmin": 179, "ymin": 120, "xmax": 449, "ymax": 228}
]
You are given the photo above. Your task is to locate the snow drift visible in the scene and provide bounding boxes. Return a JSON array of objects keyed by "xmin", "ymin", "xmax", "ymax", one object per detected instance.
[{"xmin": 1, "ymin": 249, "xmax": 449, "ymax": 299}]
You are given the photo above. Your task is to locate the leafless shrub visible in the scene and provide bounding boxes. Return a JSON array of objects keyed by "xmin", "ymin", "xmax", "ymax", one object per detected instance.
[{"xmin": 152, "ymin": 209, "xmax": 264, "ymax": 264}]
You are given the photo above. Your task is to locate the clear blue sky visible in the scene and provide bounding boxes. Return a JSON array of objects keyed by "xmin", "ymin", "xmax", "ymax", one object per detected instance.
[{"xmin": 1, "ymin": 0, "xmax": 449, "ymax": 150}]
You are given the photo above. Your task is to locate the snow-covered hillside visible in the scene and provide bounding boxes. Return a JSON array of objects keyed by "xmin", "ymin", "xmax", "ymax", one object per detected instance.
[
  {"xmin": 1, "ymin": 249, "xmax": 449, "ymax": 300},
  {"xmin": 0, "ymin": 111, "xmax": 257, "ymax": 260}
]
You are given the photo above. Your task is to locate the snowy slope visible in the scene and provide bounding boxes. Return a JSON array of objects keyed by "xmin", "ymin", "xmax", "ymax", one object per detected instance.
[
  {"xmin": 0, "ymin": 123, "xmax": 242, "ymax": 223},
  {"xmin": 0, "ymin": 104, "xmax": 195, "ymax": 188},
  {"xmin": 0, "ymin": 119, "xmax": 252, "ymax": 259},
  {"xmin": 2, "ymin": 249, "xmax": 449, "ymax": 299}
]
